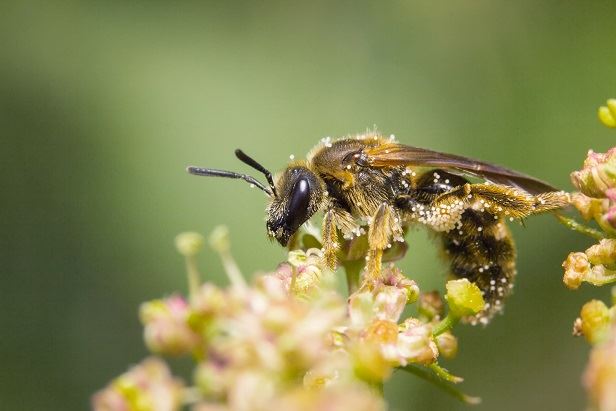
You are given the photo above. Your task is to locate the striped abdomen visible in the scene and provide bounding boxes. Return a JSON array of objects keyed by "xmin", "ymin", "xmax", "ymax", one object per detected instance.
[{"xmin": 439, "ymin": 209, "xmax": 516, "ymax": 324}]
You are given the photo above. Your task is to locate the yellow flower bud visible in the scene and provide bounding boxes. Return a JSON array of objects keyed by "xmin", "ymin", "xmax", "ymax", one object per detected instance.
[
  {"xmin": 598, "ymin": 99, "xmax": 616, "ymax": 128},
  {"xmin": 350, "ymin": 342, "xmax": 393, "ymax": 383},
  {"xmin": 586, "ymin": 239, "xmax": 616, "ymax": 267},
  {"xmin": 445, "ymin": 279, "xmax": 485, "ymax": 318},
  {"xmin": 208, "ymin": 225, "xmax": 230, "ymax": 254},
  {"xmin": 436, "ymin": 331, "xmax": 459, "ymax": 359},
  {"xmin": 580, "ymin": 299, "xmax": 611, "ymax": 344},
  {"xmin": 174, "ymin": 232, "xmax": 205, "ymax": 257},
  {"xmin": 570, "ymin": 193, "xmax": 604, "ymax": 221},
  {"xmin": 563, "ymin": 252, "xmax": 591, "ymax": 290}
]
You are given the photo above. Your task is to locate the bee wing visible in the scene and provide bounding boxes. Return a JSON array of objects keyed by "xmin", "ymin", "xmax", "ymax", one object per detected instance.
[{"xmin": 363, "ymin": 144, "xmax": 558, "ymax": 194}]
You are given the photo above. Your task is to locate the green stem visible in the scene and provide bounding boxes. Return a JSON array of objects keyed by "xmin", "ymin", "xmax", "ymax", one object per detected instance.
[
  {"xmin": 186, "ymin": 256, "xmax": 200, "ymax": 305},
  {"xmin": 343, "ymin": 261, "xmax": 363, "ymax": 295},
  {"xmin": 556, "ymin": 214, "xmax": 606, "ymax": 240},
  {"xmin": 369, "ymin": 380, "xmax": 384, "ymax": 398},
  {"xmin": 400, "ymin": 364, "xmax": 481, "ymax": 405},
  {"xmin": 220, "ymin": 250, "xmax": 247, "ymax": 289},
  {"xmin": 428, "ymin": 363, "xmax": 463, "ymax": 383},
  {"xmin": 593, "ymin": 214, "xmax": 616, "ymax": 238},
  {"xmin": 432, "ymin": 313, "xmax": 458, "ymax": 336}
]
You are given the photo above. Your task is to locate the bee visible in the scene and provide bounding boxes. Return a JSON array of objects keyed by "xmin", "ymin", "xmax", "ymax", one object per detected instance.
[{"xmin": 188, "ymin": 132, "xmax": 569, "ymax": 323}]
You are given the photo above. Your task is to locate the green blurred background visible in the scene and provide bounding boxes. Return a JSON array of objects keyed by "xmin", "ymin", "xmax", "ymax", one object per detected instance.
[{"xmin": 2, "ymin": 1, "xmax": 615, "ymax": 410}]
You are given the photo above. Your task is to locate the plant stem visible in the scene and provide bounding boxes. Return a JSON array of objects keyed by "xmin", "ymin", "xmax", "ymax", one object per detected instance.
[
  {"xmin": 343, "ymin": 261, "xmax": 363, "ymax": 295},
  {"xmin": 432, "ymin": 313, "xmax": 458, "ymax": 337},
  {"xmin": 428, "ymin": 363, "xmax": 463, "ymax": 383},
  {"xmin": 400, "ymin": 364, "xmax": 481, "ymax": 405},
  {"xmin": 220, "ymin": 250, "xmax": 246, "ymax": 289},
  {"xmin": 556, "ymin": 214, "xmax": 606, "ymax": 240},
  {"xmin": 186, "ymin": 256, "xmax": 200, "ymax": 305}
]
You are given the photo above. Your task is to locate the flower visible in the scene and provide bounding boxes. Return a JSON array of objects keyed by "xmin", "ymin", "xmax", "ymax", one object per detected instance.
[
  {"xmin": 417, "ymin": 291, "xmax": 444, "ymax": 321},
  {"xmin": 562, "ymin": 243, "xmax": 616, "ymax": 290},
  {"xmin": 435, "ymin": 331, "xmax": 459, "ymax": 359},
  {"xmin": 268, "ymin": 384, "xmax": 386, "ymax": 411},
  {"xmin": 445, "ymin": 279, "xmax": 486, "ymax": 318},
  {"xmin": 563, "ymin": 252, "xmax": 591, "ymax": 290},
  {"xmin": 571, "ymin": 148, "xmax": 616, "ymax": 199},
  {"xmin": 397, "ymin": 319, "xmax": 439, "ymax": 365},
  {"xmin": 598, "ymin": 99, "xmax": 616, "ymax": 128},
  {"xmin": 578, "ymin": 300, "xmax": 613, "ymax": 345},
  {"xmin": 583, "ymin": 323, "xmax": 616, "ymax": 411},
  {"xmin": 92, "ymin": 357, "xmax": 184, "ymax": 411},
  {"xmin": 586, "ymin": 239, "xmax": 616, "ymax": 266},
  {"xmin": 140, "ymin": 296, "xmax": 201, "ymax": 356},
  {"xmin": 208, "ymin": 226, "xmax": 230, "ymax": 254},
  {"xmin": 175, "ymin": 232, "xmax": 205, "ymax": 257},
  {"xmin": 270, "ymin": 248, "xmax": 328, "ymax": 298}
]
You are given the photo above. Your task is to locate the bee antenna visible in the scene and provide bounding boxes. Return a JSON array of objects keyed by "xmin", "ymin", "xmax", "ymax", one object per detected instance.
[
  {"xmin": 234, "ymin": 149, "xmax": 278, "ymax": 197},
  {"xmin": 186, "ymin": 166, "xmax": 273, "ymax": 197}
]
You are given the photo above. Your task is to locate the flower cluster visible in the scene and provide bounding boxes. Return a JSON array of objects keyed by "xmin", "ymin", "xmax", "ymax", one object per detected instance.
[
  {"xmin": 562, "ymin": 141, "xmax": 616, "ymax": 291},
  {"xmin": 561, "ymin": 99, "xmax": 616, "ymax": 411},
  {"xmin": 93, "ymin": 226, "xmax": 484, "ymax": 410},
  {"xmin": 569, "ymin": 148, "xmax": 616, "ymax": 235}
]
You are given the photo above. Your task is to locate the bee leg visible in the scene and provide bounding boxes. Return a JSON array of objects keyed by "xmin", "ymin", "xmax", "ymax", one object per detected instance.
[
  {"xmin": 366, "ymin": 203, "xmax": 396, "ymax": 282},
  {"xmin": 433, "ymin": 183, "xmax": 569, "ymax": 220},
  {"xmin": 321, "ymin": 209, "xmax": 339, "ymax": 270}
]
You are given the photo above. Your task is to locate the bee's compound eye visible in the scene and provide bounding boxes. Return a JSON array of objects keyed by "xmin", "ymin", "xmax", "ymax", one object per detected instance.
[{"xmin": 286, "ymin": 178, "xmax": 311, "ymax": 230}]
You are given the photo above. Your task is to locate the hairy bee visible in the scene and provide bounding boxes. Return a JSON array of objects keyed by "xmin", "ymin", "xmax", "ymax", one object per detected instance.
[{"xmin": 188, "ymin": 132, "xmax": 569, "ymax": 323}]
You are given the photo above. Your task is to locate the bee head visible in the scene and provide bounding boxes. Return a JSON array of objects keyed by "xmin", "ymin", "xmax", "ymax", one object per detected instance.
[
  {"xmin": 187, "ymin": 150, "xmax": 323, "ymax": 247},
  {"xmin": 266, "ymin": 166, "xmax": 323, "ymax": 246}
]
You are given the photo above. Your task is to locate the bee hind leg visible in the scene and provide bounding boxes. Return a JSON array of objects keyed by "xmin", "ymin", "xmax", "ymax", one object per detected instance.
[{"xmin": 432, "ymin": 182, "xmax": 569, "ymax": 220}]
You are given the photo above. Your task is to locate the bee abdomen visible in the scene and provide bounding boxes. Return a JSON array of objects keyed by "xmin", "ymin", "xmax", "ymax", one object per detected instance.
[{"xmin": 440, "ymin": 209, "xmax": 516, "ymax": 324}]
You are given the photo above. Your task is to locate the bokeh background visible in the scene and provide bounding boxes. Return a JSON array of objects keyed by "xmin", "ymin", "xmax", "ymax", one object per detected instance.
[{"xmin": 2, "ymin": 1, "xmax": 616, "ymax": 410}]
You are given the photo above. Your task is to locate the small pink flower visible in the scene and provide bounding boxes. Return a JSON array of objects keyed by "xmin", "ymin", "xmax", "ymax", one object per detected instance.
[
  {"xmin": 571, "ymin": 148, "xmax": 616, "ymax": 198},
  {"xmin": 397, "ymin": 319, "xmax": 439, "ymax": 365},
  {"xmin": 140, "ymin": 295, "xmax": 201, "ymax": 356},
  {"xmin": 92, "ymin": 357, "xmax": 184, "ymax": 411}
]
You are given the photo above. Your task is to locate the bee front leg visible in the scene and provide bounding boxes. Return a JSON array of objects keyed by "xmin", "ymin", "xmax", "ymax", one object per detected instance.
[
  {"xmin": 366, "ymin": 203, "xmax": 398, "ymax": 282},
  {"xmin": 321, "ymin": 209, "xmax": 339, "ymax": 270}
]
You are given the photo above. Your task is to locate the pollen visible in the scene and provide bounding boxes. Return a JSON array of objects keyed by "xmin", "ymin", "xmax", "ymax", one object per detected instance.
[{"xmin": 289, "ymin": 154, "xmax": 295, "ymax": 160}]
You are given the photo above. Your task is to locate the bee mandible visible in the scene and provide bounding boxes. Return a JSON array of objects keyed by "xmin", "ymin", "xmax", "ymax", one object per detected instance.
[{"xmin": 187, "ymin": 132, "xmax": 569, "ymax": 324}]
